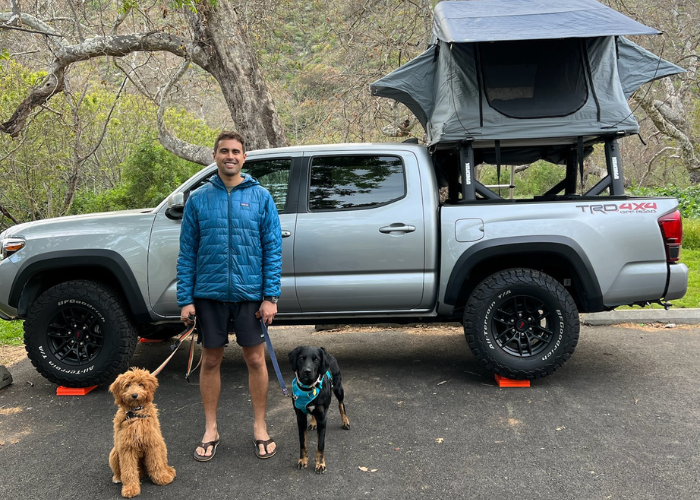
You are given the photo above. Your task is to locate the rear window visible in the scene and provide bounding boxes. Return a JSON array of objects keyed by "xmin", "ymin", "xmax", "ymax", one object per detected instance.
[{"xmin": 308, "ymin": 155, "xmax": 405, "ymax": 211}]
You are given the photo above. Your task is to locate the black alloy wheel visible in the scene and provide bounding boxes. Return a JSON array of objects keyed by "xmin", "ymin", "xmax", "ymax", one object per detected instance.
[
  {"xmin": 46, "ymin": 304, "xmax": 105, "ymax": 366},
  {"xmin": 463, "ymin": 268, "xmax": 580, "ymax": 380}
]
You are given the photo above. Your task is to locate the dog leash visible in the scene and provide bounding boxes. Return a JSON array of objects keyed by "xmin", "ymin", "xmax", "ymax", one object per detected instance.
[
  {"xmin": 151, "ymin": 318, "xmax": 201, "ymax": 380},
  {"xmin": 260, "ymin": 318, "xmax": 289, "ymax": 397}
]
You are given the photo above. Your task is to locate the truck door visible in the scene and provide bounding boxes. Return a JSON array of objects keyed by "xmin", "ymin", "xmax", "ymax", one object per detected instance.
[{"xmin": 294, "ymin": 150, "xmax": 427, "ymax": 312}]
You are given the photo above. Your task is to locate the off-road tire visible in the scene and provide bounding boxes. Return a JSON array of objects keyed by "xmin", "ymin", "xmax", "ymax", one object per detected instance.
[
  {"xmin": 463, "ymin": 268, "xmax": 579, "ymax": 380},
  {"xmin": 24, "ymin": 280, "xmax": 138, "ymax": 387}
]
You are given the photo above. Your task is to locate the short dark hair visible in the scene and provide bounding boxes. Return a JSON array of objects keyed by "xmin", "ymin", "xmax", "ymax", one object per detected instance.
[{"xmin": 214, "ymin": 131, "xmax": 246, "ymax": 154}]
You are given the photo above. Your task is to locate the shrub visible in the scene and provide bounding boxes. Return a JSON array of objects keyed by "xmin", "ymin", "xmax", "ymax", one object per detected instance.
[{"xmin": 628, "ymin": 185, "xmax": 700, "ymax": 219}]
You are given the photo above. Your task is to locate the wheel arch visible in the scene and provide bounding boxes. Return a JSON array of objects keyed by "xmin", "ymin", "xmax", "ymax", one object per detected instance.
[
  {"xmin": 10, "ymin": 250, "xmax": 151, "ymax": 323},
  {"xmin": 444, "ymin": 236, "xmax": 604, "ymax": 313}
]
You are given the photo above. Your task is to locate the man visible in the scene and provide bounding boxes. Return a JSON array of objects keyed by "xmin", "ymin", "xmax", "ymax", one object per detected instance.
[{"xmin": 177, "ymin": 131, "xmax": 282, "ymax": 461}]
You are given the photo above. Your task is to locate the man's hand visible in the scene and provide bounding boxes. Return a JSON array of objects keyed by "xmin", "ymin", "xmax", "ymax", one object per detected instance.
[
  {"xmin": 256, "ymin": 300, "xmax": 277, "ymax": 325},
  {"xmin": 180, "ymin": 304, "xmax": 196, "ymax": 324}
]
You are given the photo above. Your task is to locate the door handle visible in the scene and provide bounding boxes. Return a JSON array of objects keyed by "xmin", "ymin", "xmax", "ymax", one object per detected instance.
[
  {"xmin": 379, "ymin": 223, "xmax": 416, "ymax": 234},
  {"xmin": 281, "ymin": 230, "xmax": 292, "ymax": 238}
]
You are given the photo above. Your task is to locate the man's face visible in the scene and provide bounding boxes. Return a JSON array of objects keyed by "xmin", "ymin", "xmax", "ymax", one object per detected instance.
[{"xmin": 213, "ymin": 138, "xmax": 247, "ymax": 180}]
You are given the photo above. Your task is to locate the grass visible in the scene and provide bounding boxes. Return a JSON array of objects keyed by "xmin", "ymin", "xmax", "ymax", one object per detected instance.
[
  {"xmin": 666, "ymin": 247, "xmax": 699, "ymax": 309},
  {"xmin": 0, "ymin": 319, "xmax": 23, "ymax": 346}
]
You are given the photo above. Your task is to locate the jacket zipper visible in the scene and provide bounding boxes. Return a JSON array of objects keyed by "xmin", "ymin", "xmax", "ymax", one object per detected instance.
[{"xmin": 227, "ymin": 188, "xmax": 232, "ymax": 301}]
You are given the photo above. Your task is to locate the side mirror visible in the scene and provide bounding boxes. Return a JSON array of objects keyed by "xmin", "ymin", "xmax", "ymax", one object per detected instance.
[{"xmin": 165, "ymin": 192, "xmax": 185, "ymax": 220}]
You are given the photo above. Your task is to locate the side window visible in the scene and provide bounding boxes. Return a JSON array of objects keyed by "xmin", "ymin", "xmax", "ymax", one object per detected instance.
[
  {"xmin": 242, "ymin": 159, "xmax": 292, "ymax": 213},
  {"xmin": 308, "ymin": 155, "xmax": 405, "ymax": 212}
]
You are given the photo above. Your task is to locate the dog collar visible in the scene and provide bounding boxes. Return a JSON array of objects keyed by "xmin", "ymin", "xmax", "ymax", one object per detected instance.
[
  {"xmin": 291, "ymin": 371, "xmax": 330, "ymax": 414},
  {"xmin": 124, "ymin": 405, "xmax": 148, "ymax": 421},
  {"xmin": 294, "ymin": 372, "xmax": 323, "ymax": 391}
]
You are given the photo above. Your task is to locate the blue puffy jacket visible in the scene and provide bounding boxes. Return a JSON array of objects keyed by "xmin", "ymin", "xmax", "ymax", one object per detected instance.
[{"xmin": 176, "ymin": 173, "xmax": 282, "ymax": 306}]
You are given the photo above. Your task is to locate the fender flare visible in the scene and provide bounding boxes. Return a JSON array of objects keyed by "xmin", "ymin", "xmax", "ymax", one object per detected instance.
[
  {"xmin": 444, "ymin": 236, "xmax": 604, "ymax": 311},
  {"xmin": 9, "ymin": 250, "xmax": 150, "ymax": 323}
]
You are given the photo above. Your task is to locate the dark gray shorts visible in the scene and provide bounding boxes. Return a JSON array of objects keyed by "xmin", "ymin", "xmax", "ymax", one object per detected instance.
[{"xmin": 193, "ymin": 298, "xmax": 264, "ymax": 348}]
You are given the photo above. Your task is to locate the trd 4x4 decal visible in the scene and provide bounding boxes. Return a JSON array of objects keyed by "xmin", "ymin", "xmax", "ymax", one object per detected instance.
[{"xmin": 575, "ymin": 202, "xmax": 658, "ymax": 214}]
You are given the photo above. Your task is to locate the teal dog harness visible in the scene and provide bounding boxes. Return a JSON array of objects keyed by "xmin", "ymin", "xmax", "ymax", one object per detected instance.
[{"xmin": 292, "ymin": 370, "xmax": 331, "ymax": 414}]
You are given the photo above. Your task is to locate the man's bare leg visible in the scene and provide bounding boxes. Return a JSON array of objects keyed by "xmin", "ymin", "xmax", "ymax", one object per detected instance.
[
  {"xmin": 243, "ymin": 344, "xmax": 276, "ymax": 456},
  {"xmin": 196, "ymin": 346, "xmax": 224, "ymax": 458}
]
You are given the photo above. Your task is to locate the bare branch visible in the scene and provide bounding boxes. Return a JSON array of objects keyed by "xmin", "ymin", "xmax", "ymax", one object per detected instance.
[
  {"xmin": 0, "ymin": 203, "xmax": 20, "ymax": 226},
  {"xmin": 112, "ymin": 58, "xmax": 154, "ymax": 100},
  {"xmin": 66, "ymin": 0, "xmax": 84, "ymax": 42},
  {"xmin": 157, "ymin": 60, "xmax": 211, "ymax": 165},
  {"xmin": 632, "ymin": 92, "xmax": 700, "ymax": 172},
  {"xmin": 112, "ymin": 5, "xmax": 132, "ymax": 35},
  {"xmin": 1, "ymin": 31, "xmax": 208, "ymax": 138},
  {"xmin": 78, "ymin": 78, "xmax": 128, "ymax": 164},
  {"xmin": 0, "ymin": 12, "xmax": 64, "ymax": 39},
  {"xmin": 640, "ymin": 146, "xmax": 679, "ymax": 185}
]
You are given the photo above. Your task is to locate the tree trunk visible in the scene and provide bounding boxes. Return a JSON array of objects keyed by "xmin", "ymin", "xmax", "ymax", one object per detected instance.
[{"xmin": 190, "ymin": 1, "xmax": 287, "ymax": 151}]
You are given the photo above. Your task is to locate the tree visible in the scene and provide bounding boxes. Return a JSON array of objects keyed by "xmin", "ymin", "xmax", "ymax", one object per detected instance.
[
  {"xmin": 603, "ymin": 0, "xmax": 700, "ymax": 183},
  {"xmin": 0, "ymin": 0, "xmax": 287, "ymax": 165}
]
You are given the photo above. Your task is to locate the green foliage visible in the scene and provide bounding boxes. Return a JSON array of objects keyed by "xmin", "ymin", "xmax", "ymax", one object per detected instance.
[
  {"xmin": 478, "ymin": 161, "xmax": 564, "ymax": 198},
  {"xmin": 628, "ymin": 185, "xmax": 700, "ymax": 219},
  {"xmin": 71, "ymin": 139, "xmax": 204, "ymax": 212}
]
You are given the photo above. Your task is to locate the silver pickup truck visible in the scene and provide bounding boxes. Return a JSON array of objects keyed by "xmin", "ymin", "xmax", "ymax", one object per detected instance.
[{"xmin": 0, "ymin": 142, "xmax": 688, "ymax": 387}]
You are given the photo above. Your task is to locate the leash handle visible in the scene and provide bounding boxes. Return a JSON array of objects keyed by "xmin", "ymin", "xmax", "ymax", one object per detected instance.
[
  {"xmin": 260, "ymin": 319, "xmax": 289, "ymax": 397},
  {"xmin": 151, "ymin": 318, "xmax": 197, "ymax": 377}
]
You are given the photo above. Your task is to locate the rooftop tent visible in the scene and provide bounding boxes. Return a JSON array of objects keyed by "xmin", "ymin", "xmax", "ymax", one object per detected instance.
[{"xmin": 370, "ymin": 0, "xmax": 685, "ymax": 150}]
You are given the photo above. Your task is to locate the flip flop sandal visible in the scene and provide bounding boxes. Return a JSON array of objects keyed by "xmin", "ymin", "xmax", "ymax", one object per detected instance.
[
  {"xmin": 193, "ymin": 439, "xmax": 220, "ymax": 462},
  {"xmin": 253, "ymin": 438, "xmax": 277, "ymax": 459}
]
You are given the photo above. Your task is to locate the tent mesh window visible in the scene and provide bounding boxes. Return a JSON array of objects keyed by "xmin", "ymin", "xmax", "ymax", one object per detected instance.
[{"xmin": 479, "ymin": 39, "xmax": 588, "ymax": 119}]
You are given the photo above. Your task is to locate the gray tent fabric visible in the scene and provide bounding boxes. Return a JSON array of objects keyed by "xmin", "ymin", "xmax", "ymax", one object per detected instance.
[
  {"xmin": 616, "ymin": 37, "xmax": 686, "ymax": 99},
  {"xmin": 431, "ymin": 0, "xmax": 659, "ymax": 42},
  {"xmin": 370, "ymin": 0, "xmax": 685, "ymax": 150}
]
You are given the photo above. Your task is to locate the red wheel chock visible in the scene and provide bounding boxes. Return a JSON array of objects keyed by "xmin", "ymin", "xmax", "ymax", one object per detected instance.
[
  {"xmin": 56, "ymin": 385, "xmax": 97, "ymax": 396},
  {"xmin": 494, "ymin": 374, "xmax": 530, "ymax": 387}
]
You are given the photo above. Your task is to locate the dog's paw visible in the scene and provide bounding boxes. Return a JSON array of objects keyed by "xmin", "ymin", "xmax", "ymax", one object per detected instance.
[
  {"xmin": 314, "ymin": 462, "xmax": 326, "ymax": 474},
  {"xmin": 307, "ymin": 423, "xmax": 317, "ymax": 431},
  {"xmin": 297, "ymin": 457, "xmax": 308, "ymax": 469},
  {"xmin": 341, "ymin": 417, "xmax": 350, "ymax": 430},
  {"xmin": 151, "ymin": 466, "xmax": 176, "ymax": 485},
  {"xmin": 121, "ymin": 484, "xmax": 141, "ymax": 498}
]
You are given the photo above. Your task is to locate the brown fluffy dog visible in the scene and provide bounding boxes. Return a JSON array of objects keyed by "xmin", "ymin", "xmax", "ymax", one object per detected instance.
[{"xmin": 108, "ymin": 368, "xmax": 176, "ymax": 498}]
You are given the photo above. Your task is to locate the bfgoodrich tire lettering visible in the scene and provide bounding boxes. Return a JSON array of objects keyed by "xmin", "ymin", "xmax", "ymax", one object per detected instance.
[
  {"xmin": 463, "ymin": 268, "xmax": 579, "ymax": 379},
  {"xmin": 24, "ymin": 280, "xmax": 138, "ymax": 387}
]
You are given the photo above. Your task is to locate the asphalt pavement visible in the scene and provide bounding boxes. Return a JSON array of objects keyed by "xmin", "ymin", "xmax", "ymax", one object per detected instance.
[{"xmin": 1, "ymin": 319, "xmax": 699, "ymax": 500}]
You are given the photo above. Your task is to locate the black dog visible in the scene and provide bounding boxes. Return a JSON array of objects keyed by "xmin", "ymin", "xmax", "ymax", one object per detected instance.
[{"xmin": 288, "ymin": 346, "xmax": 350, "ymax": 473}]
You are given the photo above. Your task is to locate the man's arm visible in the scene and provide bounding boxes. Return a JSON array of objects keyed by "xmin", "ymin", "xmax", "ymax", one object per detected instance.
[
  {"xmin": 176, "ymin": 196, "xmax": 200, "ymax": 309},
  {"xmin": 260, "ymin": 193, "xmax": 282, "ymax": 298}
]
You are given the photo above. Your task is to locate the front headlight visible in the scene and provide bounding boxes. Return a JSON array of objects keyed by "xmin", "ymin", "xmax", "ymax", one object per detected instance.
[{"xmin": 0, "ymin": 237, "xmax": 25, "ymax": 260}]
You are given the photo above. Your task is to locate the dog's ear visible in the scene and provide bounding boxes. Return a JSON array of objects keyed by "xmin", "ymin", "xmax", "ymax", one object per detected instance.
[
  {"xmin": 288, "ymin": 347, "xmax": 301, "ymax": 372},
  {"xmin": 146, "ymin": 371, "xmax": 159, "ymax": 393},
  {"xmin": 108, "ymin": 374, "xmax": 124, "ymax": 404},
  {"xmin": 318, "ymin": 347, "xmax": 331, "ymax": 376}
]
